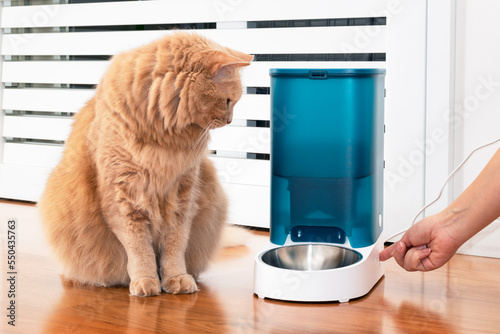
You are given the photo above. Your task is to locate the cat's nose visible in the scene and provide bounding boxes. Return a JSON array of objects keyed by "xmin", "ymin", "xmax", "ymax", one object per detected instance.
[{"xmin": 227, "ymin": 119, "xmax": 232, "ymax": 124}]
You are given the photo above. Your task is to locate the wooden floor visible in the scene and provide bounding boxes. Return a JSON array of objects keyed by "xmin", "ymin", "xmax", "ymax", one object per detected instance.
[{"xmin": 1, "ymin": 201, "xmax": 500, "ymax": 334}]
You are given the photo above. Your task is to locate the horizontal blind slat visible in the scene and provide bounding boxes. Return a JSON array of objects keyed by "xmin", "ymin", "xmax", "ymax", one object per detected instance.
[
  {"xmin": 222, "ymin": 183, "xmax": 270, "ymax": 228},
  {"xmin": 209, "ymin": 127, "xmax": 270, "ymax": 154},
  {"xmin": 0, "ymin": 164, "xmax": 52, "ymax": 202},
  {"xmin": 209, "ymin": 156, "xmax": 270, "ymax": 187},
  {"xmin": 234, "ymin": 95, "xmax": 269, "ymax": 121},
  {"xmin": 1, "ymin": 0, "xmax": 388, "ymax": 28},
  {"xmin": 2, "ymin": 27, "xmax": 386, "ymax": 56},
  {"xmin": 2, "ymin": 88, "xmax": 94, "ymax": 112},
  {"xmin": 242, "ymin": 61, "xmax": 386, "ymax": 87},
  {"xmin": 3, "ymin": 116, "xmax": 73, "ymax": 141},
  {"xmin": 3, "ymin": 61, "xmax": 385, "ymax": 87},
  {"xmin": 2, "ymin": 86, "xmax": 268, "ymax": 122},
  {"xmin": 2, "ymin": 61, "xmax": 109, "ymax": 85},
  {"xmin": 3, "ymin": 116, "xmax": 270, "ymax": 152},
  {"xmin": 3, "ymin": 143, "xmax": 64, "ymax": 168},
  {"xmin": 0, "ymin": 161, "xmax": 271, "ymax": 224}
]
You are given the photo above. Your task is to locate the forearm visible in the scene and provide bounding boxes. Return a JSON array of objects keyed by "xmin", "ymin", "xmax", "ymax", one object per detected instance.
[{"xmin": 442, "ymin": 147, "xmax": 500, "ymax": 244}]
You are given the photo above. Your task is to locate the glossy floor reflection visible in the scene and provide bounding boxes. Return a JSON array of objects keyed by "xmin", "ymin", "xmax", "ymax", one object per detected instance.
[{"xmin": 1, "ymin": 201, "xmax": 499, "ymax": 333}]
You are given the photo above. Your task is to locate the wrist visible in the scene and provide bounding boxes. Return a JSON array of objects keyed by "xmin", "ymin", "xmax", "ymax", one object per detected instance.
[{"xmin": 436, "ymin": 206, "xmax": 472, "ymax": 247}]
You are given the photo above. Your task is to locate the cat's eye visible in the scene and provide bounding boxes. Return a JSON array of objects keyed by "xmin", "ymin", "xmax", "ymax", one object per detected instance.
[{"xmin": 226, "ymin": 98, "xmax": 231, "ymax": 106}]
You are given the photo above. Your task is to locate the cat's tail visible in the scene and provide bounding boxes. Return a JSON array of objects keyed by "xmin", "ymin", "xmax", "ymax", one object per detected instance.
[{"xmin": 219, "ymin": 224, "xmax": 253, "ymax": 248}]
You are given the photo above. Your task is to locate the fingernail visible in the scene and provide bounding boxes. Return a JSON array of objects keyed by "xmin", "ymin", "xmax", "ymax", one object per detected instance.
[
  {"xmin": 416, "ymin": 244, "xmax": 427, "ymax": 250},
  {"xmin": 418, "ymin": 247, "xmax": 431, "ymax": 259},
  {"xmin": 397, "ymin": 241, "xmax": 404, "ymax": 252}
]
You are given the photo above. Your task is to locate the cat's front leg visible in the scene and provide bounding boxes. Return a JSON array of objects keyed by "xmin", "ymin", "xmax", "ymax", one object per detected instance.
[
  {"xmin": 111, "ymin": 217, "xmax": 162, "ymax": 297},
  {"xmin": 107, "ymin": 184, "xmax": 162, "ymax": 297},
  {"xmin": 159, "ymin": 176, "xmax": 200, "ymax": 294},
  {"xmin": 159, "ymin": 217, "xmax": 199, "ymax": 294}
]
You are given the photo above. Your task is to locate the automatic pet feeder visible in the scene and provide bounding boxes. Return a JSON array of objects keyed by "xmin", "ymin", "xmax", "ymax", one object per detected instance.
[{"xmin": 254, "ymin": 68, "xmax": 386, "ymax": 302}]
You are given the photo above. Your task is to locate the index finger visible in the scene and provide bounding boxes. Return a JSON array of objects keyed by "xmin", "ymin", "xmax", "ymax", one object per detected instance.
[{"xmin": 380, "ymin": 242, "xmax": 398, "ymax": 261}]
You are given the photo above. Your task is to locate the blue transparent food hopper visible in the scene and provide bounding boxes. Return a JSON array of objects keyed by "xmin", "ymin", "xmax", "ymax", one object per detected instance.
[{"xmin": 254, "ymin": 69, "xmax": 386, "ymax": 302}]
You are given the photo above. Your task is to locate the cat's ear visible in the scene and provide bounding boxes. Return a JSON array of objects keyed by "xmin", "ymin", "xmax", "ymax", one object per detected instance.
[
  {"xmin": 224, "ymin": 47, "xmax": 254, "ymax": 63},
  {"xmin": 208, "ymin": 51, "xmax": 253, "ymax": 78}
]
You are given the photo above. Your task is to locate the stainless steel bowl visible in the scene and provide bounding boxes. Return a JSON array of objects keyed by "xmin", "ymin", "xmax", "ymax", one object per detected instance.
[{"xmin": 260, "ymin": 244, "xmax": 361, "ymax": 271}]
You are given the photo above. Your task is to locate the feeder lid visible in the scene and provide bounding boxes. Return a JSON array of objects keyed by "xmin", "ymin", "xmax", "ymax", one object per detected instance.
[{"xmin": 269, "ymin": 68, "xmax": 386, "ymax": 76}]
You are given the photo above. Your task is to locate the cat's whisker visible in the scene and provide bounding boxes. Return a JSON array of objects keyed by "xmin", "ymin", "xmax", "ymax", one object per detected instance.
[
  {"xmin": 185, "ymin": 122, "xmax": 212, "ymax": 159},
  {"xmin": 187, "ymin": 119, "xmax": 224, "ymax": 158},
  {"xmin": 195, "ymin": 125, "xmax": 211, "ymax": 148}
]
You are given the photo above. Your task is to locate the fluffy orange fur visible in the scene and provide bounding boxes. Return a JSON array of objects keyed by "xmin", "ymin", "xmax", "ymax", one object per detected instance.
[{"xmin": 38, "ymin": 32, "xmax": 253, "ymax": 296}]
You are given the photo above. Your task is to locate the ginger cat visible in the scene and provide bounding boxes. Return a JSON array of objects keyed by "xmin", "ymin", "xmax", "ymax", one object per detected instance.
[{"xmin": 38, "ymin": 32, "xmax": 253, "ymax": 296}]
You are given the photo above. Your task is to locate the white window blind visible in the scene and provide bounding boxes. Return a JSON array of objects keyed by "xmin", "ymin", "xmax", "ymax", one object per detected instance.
[{"xmin": 0, "ymin": 0, "xmax": 427, "ymax": 233}]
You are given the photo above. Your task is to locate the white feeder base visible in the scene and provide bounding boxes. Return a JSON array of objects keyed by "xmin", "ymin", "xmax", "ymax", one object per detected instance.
[{"xmin": 253, "ymin": 234, "xmax": 385, "ymax": 303}]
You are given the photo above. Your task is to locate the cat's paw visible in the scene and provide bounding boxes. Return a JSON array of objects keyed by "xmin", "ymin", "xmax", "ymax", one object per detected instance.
[
  {"xmin": 162, "ymin": 274, "xmax": 199, "ymax": 294},
  {"xmin": 129, "ymin": 277, "xmax": 162, "ymax": 297}
]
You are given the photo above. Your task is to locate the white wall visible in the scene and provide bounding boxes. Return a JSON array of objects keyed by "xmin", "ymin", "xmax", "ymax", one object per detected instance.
[
  {"xmin": 382, "ymin": 0, "xmax": 427, "ymax": 243},
  {"xmin": 393, "ymin": 0, "xmax": 500, "ymax": 258},
  {"xmin": 452, "ymin": 0, "xmax": 500, "ymax": 257}
]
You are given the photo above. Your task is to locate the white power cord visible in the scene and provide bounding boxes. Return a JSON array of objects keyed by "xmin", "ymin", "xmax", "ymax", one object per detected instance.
[{"xmin": 384, "ymin": 136, "xmax": 500, "ymax": 243}]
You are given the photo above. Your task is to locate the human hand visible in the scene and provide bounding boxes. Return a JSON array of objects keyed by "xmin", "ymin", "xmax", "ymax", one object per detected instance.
[{"xmin": 380, "ymin": 213, "xmax": 463, "ymax": 271}]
